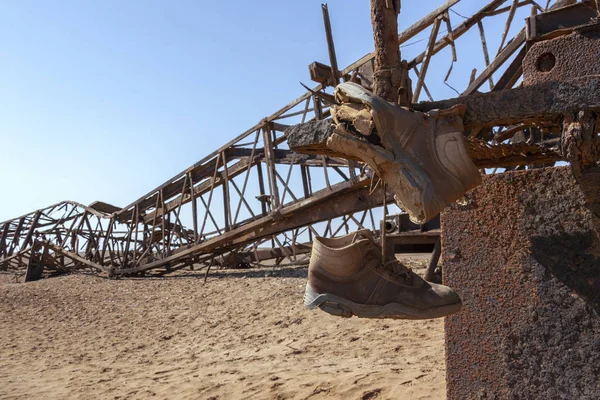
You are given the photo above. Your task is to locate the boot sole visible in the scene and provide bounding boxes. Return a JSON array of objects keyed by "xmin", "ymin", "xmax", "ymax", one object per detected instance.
[{"xmin": 303, "ymin": 283, "xmax": 461, "ymax": 320}]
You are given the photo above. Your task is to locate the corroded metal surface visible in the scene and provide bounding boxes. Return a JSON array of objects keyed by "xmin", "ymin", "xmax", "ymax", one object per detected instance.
[
  {"xmin": 442, "ymin": 167, "xmax": 600, "ymax": 399},
  {"xmin": 523, "ymin": 28, "xmax": 600, "ymax": 86}
]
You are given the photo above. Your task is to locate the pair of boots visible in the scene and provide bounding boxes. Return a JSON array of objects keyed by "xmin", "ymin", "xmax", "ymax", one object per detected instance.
[
  {"xmin": 304, "ymin": 229, "xmax": 461, "ymax": 319},
  {"xmin": 301, "ymin": 82, "xmax": 478, "ymax": 319}
]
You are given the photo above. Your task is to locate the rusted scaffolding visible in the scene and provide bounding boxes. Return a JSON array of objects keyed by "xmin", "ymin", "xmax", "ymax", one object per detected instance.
[{"xmin": 1, "ymin": 0, "xmax": 597, "ymax": 280}]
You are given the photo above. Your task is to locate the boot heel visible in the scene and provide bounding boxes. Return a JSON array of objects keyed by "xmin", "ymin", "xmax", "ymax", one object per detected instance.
[
  {"xmin": 304, "ymin": 284, "xmax": 353, "ymax": 317},
  {"xmin": 303, "ymin": 283, "xmax": 321, "ymax": 309}
]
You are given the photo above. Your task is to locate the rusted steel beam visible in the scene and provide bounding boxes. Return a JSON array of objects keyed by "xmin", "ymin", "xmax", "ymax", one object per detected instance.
[
  {"xmin": 397, "ymin": 0, "xmax": 461, "ymax": 44},
  {"xmin": 526, "ymin": 2, "xmax": 598, "ymax": 41},
  {"xmin": 6, "ymin": 217, "xmax": 25, "ymax": 257},
  {"xmin": 41, "ymin": 240, "xmax": 110, "ymax": 274},
  {"xmin": 116, "ymin": 177, "xmax": 393, "ymax": 274},
  {"xmin": 157, "ymin": 189, "xmax": 166, "ymax": 257},
  {"xmin": 484, "ymin": 0, "xmax": 531, "ymax": 17},
  {"xmin": 412, "ymin": 16, "xmax": 442, "ymax": 102},
  {"xmin": 99, "ymin": 219, "xmax": 114, "ymax": 265},
  {"xmin": 262, "ymin": 126, "xmax": 280, "ymax": 209},
  {"xmin": 496, "ymin": 0, "xmax": 519, "ymax": 57},
  {"xmin": 226, "ymin": 147, "xmax": 348, "ymax": 167},
  {"xmin": 477, "ymin": 20, "xmax": 495, "ymax": 90},
  {"xmin": 232, "ymin": 132, "xmax": 260, "ymax": 225},
  {"xmin": 221, "ymin": 152, "xmax": 232, "ymax": 231},
  {"xmin": 142, "ymin": 157, "xmax": 256, "ymax": 224},
  {"xmin": 0, "ymin": 222, "xmax": 10, "ymax": 259},
  {"xmin": 123, "ymin": 206, "xmax": 139, "ymax": 266},
  {"xmin": 255, "ymin": 162, "xmax": 268, "ymax": 216},
  {"xmin": 424, "ymin": 238, "xmax": 442, "ymax": 282},
  {"xmin": 472, "ymin": 152, "xmax": 561, "ymax": 168},
  {"xmin": 279, "ymin": 152, "xmax": 298, "ymax": 204},
  {"xmin": 492, "ymin": 45, "xmax": 526, "ymax": 90},
  {"xmin": 229, "ymin": 178, "xmax": 256, "ymax": 223},
  {"xmin": 199, "ymin": 153, "xmax": 223, "ymax": 239},
  {"xmin": 188, "ymin": 172, "xmax": 198, "ymax": 242},
  {"xmin": 462, "ymin": 29, "xmax": 525, "ymax": 95},
  {"xmin": 21, "ymin": 211, "xmax": 42, "ymax": 249},
  {"xmin": 416, "ymin": 76, "xmax": 600, "ymax": 127},
  {"xmin": 0, "ymin": 248, "xmax": 29, "ymax": 270}
]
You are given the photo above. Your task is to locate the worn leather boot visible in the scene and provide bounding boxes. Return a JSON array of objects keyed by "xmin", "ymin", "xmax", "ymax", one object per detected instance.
[
  {"xmin": 328, "ymin": 82, "xmax": 481, "ymax": 224},
  {"xmin": 304, "ymin": 230, "xmax": 461, "ymax": 319}
]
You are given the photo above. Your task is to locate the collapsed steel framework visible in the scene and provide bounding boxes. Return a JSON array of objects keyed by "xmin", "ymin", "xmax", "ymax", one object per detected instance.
[{"xmin": 1, "ymin": 0, "xmax": 598, "ymax": 280}]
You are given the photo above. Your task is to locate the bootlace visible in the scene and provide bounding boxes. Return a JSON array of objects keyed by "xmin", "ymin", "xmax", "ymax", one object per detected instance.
[
  {"xmin": 381, "ymin": 259, "xmax": 413, "ymax": 283},
  {"xmin": 354, "ymin": 230, "xmax": 413, "ymax": 284}
]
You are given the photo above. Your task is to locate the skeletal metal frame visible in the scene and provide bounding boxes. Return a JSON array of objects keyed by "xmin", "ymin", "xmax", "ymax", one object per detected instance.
[{"xmin": 0, "ymin": 0, "xmax": 575, "ymax": 277}]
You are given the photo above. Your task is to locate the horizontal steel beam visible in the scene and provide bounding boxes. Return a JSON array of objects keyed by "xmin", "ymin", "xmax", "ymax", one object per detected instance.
[{"xmin": 415, "ymin": 75, "xmax": 600, "ymax": 127}]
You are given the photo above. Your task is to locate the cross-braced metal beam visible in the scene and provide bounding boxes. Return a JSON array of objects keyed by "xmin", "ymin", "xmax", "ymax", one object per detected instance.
[{"xmin": 2, "ymin": 0, "xmax": 591, "ymax": 280}]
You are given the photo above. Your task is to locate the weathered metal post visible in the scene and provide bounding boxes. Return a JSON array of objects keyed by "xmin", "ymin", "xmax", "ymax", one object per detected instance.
[
  {"xmin": 443, "ymin": 168, "xmax": 600, "ymax": 399},
  {"xmin": 321, "ymin": 4, "xmax": 340, "ymax": 86},
  {"xmin": 370, "ymin": 0, "xmax": 411, "ymax": 105}
]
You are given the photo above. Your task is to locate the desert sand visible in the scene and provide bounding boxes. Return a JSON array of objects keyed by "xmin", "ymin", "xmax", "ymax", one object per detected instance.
[{"xmin": 0, "ymin": 260, "xmax": 446, "ymax": 399}]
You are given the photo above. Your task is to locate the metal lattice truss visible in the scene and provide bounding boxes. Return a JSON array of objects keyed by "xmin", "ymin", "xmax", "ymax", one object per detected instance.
[{"xmin": 0, "ymin": 0, "xmax": 593, "ymax": 279}]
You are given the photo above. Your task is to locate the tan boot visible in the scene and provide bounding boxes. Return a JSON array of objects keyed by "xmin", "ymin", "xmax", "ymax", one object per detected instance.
[
  {"xmin": 328, "ymin": 82, "xmax": 481, "ymax": 224},
  {"xmin": 304, "ymin": 229, "xmax": 461, "ymax": 319}
]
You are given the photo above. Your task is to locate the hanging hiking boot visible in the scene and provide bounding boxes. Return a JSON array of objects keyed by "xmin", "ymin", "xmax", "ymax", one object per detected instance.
[
  {"xmin": 328, "ymin": 82, "xmax": 481, "ymax": 224},
  {"xmin": 303, "ymin": 230, "xmax": 461, "ymax": 319}
]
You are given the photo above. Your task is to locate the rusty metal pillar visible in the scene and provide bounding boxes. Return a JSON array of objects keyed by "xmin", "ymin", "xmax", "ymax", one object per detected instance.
[
  {"xmin": 442, "ymin": 167, "xmax": 600, "ymax": 399},
  {"xmin": 370, "ymin": 0, "xmax": 411, "ymax": 105}
]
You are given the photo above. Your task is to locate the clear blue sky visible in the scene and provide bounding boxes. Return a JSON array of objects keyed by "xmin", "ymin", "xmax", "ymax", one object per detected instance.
[{"xmin": 0, "ymin": 1, "xmax": 531, "ymax": 221}]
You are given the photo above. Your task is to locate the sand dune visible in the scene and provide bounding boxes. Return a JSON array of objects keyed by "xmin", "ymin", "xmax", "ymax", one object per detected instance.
[{"xmin": 0, "ymin": 261, "xmax": 446, "ymax": 399}]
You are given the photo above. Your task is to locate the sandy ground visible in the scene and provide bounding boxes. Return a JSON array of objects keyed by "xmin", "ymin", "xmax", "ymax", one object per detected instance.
[{"xmin": 0, "ymin": 260, "xmax": 446, "ymax": 400}]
